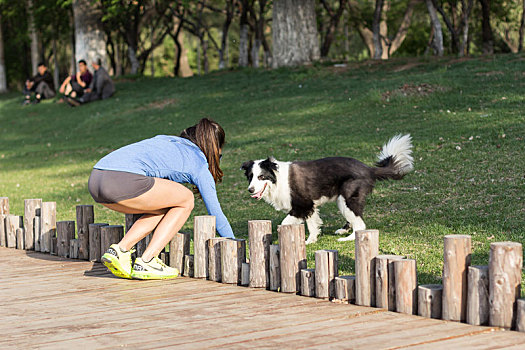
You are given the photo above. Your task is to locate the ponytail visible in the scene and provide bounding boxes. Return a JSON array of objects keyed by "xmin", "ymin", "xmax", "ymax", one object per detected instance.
[{"xmin": 181, "ymin": 118, "xmax": 225, "ymax": 183}]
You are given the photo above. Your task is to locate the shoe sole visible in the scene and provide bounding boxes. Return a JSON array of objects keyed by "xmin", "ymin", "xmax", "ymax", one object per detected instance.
[
  {"xmin": 131, "ymin": 270, "xmax": 179, "ymax": 280},
  {"xmin": 101, "ymin": 254, "xmax": 132, "ymax": 279}
]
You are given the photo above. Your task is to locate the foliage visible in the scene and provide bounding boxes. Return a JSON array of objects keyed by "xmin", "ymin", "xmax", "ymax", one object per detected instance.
[{"xmin": 1, "ymin": 54, "xmax": 524, "ymax": 286}]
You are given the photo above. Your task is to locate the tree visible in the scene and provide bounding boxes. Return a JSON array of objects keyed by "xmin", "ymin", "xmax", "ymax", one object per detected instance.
[
  {"xmin": 26, "ymin": 0, "xmax": 39, "ymax": 75},
  {"xmin": 73, "ymin": 0, "xmax": 107, "ymax": 67},
  {"xmin": 425, "ymin": 0, "xmax": 444, "ymax": 55},
  {"xmin": 239, "ymin": 0, "xmax": 249, "ymax": 67},
  {"xmin": 0, "ymin": 12, "xmax": 6, "ymax": 92},
  {"xmin": 319, "ymin": 0, "xmax": 348, "ymax": 58},
  {"xmin": 272, "ymin": 0, "xmax": 320, "ymax": 67},
  {"xmin": 479, "ymin": 0, "xmax": 493, "ymax": 54},
  {"xmin": 247, "ymin": 0, "xmax": 271, "ymax": 67},
  {"xmin": 432, "ymin": 0, "xmax": 474, "ymax": 56}
]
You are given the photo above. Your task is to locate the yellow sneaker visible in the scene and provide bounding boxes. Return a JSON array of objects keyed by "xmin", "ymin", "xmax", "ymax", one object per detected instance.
[
  {"xmin": 131, "ymin": 257, "xmax": 179, "ymax": 280},
  {"xmin": 101, "ymin": 244, "xmax": 134, "ymax": 279}
]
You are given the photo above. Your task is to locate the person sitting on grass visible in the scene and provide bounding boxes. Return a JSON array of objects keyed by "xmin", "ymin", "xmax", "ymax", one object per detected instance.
[
  {"xmin": 89, "ymin": 118, "xmax": 234, "ymax": 280},
  {"xmin": 58, "ymin": 59, "xmax": 92, "ymax": 101},
  {"xmin": 22, "ymin": 62, "xmax": 55, "ymax": 105},
  {"xmin": 67, "ymin": 58, "xmax": 114, "ymax": 106}
]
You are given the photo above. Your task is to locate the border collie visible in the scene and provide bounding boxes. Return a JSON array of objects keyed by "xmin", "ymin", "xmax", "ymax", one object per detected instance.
[{"xmin": 240, "ymin": 134, "xmax": 414, "ymax": 244}]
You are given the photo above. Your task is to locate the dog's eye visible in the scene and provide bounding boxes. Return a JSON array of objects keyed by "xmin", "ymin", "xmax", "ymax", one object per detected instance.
[{"xmin": 258, "ymin": 175, "xmax": 265, "ymax": 180}]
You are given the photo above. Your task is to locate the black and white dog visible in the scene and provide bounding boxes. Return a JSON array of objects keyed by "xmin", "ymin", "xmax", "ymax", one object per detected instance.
[{"xmin": 240, "ymin": 134, "xmax": 414, "ymax": 244}]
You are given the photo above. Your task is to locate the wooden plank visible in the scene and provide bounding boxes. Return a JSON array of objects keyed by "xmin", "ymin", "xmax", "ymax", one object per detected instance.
[
  {"xmin": 24, "ymin": 198, "xmax": 41, "ymax": 250},
  {"xmin": 76, "ymin": 205, "xmax": 94, "ymax": 260}
]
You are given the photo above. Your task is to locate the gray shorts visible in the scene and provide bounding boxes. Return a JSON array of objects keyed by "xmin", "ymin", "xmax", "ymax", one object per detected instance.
[{"xmin": 88, "ymin": 169, "xmax": 155, "ymax": 204}]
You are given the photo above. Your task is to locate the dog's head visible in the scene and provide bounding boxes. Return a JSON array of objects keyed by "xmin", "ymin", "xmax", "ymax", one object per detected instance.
[{"xmin": 240, "ymin": 157, "xmax": 278, "ymax": 200}]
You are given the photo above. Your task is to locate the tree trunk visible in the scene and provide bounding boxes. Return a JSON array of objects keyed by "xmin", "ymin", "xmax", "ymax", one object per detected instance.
[
  {"xmin": 202, "ymin": 38, "xmax": 209, "ymax": 74},
  {"xmin": 219, "ymin": 1, "xmax": 235, "ymax": 69},
  {"xmin": 239, "ymin": 0, "xmax": 249, "ymax": 67},
  {"xmin": 127, "ymin": 45, "xmax": 140, "ymax": 74},
  {"xmin": 52, "ymin": 37, "xmax": 59, "ymax": 91},
  {"xmin": 72, "ymin": 0, "xmax": 107, "ymax": 68},
  {"xmin": 27, "ymin": 0, "xmax": 39, "ymax": 75},
  {"xmin": 479, "ymin": 0, "xmax": 493, "ymax": 54},
  {"xmin": 458, "ymin": 0, "xmax": 474, "ymax": 57},
  {"xmin": 70, "ymin": 8, "xmax": 76, "ymax": 75},
  {"xmin": 150, "ymin": 27, "xmax": 155, "ymax": 77},
  {"xmin": 320, "ymin": 0, "xmax": 347, "ymax": 58},
  {"xmin": 0, "ymin": 13, "xmax": 7, "ymax": 93},
  {"xmin": 425, "ymin": 0, "xmax": 444, "ymax": 56},
  {"xmin": 389, "ymin": 0, "xmax": 419, "ymax": 56},
  {"xmin": 272, "ymin": 0, "xmax": 320, "ymax": 68},
  {"xmin": 518, "ymin": 1, "xmax": 525, "ymax": 52}
]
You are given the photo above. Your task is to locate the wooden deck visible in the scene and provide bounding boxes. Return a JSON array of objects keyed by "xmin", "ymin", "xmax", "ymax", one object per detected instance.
[{"xmin": 2, "ymin": 248, "xmax": 525, "ymax": 350}]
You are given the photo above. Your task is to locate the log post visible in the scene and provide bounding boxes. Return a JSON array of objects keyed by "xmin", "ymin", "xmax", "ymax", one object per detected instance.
[
  {"xmin": 125, "ymin": 214, "xmax": 146, "ymax": 256},
  {"xmin": 76, "ymin": 205, "xmax": 94, "ymax": 260},
  {"xmin": 516, "ymin": 299, "xmax": 525, "ymax": 332},
  {"xmin": 169, "ymin": 232, "xmax": 191, "ymax": 274},
  {"xmin": 375, "ymin": 255, "xmax": 405, "ymax": 311},
  {"xmin": 24, "ymin": 198, "xmax": 41, "ymax": 250},
  {"xmin": 418, "ymin": 284, "xmax": 443, "ymax": 319},
  {"xmin": 394, "ymin": 259, "xmax": 418, "ymax": 315},
  {"xmin": 489, "ymin": 242, "xmax": 523, "ymax": 329},
  {"xmin": 5, "ymin": 215, "xmax": 22, "ymax": 248},
  {"xmin": 34, "ymin": 216, "xmax": 41, "ymax": 251},
  {"xmin": 355, "ymin": 229, "xmax": 379, "ymax": 306},
  {"xmin": 40, "ymin": 202, "xmax": 56, "ymax": 253},
  {"xmin": 335, "ymin": 276, "xmax": 356, "ymax": 303},
  {"xmin": 442, "ymin": 234, "xmax": 471, "ymax": 322},
  {"xmin": 57, "ymin": 221, "xmax": 75, "ymax": 258},
  {"xmin": 194, "ymin": 216, "xmax": 216, "ymax": 279},
  {"xmin": 184, "ymin": 254, "xmax": 194, "ymax": 277},
  {"xmin": 89, "ymin": 223, "xmax": 108, "ymax": 262},
  {"xmin": 0, "ymin": 214, "xmax": 6, "ymax": 247},
  {"xmin": 220, "ymin": 238, "xmax": 246, "ymax": 284},
  {"xmin": 269, "ymin": 244, "xmax": 280, "ymax": 291},
  {"xmin": 160, "ymin": 251, "xmax": 169, "ymax": 265},
  {"xmin": 207, "ymin": 237, "xmax": 226, "ymax": 282},
  {"xmin": 16, "ymin": 228, "xmax": 24, "ymax": 249},
  {"xmin": 300, "ymin": 269, "xmax": 315, "ymax": 297},
  {"xmin": 70, "ymin": 239, "xmax": 80, "ymax": 259},
  {"xmin": 241, "ymin": 262, "xmax": 250, "ymax": 286},
  {"xmin": 278, "ymin": 224, "xmax": 307, "ymax": 293},
  {"xmin": 0, "ymin": 197, "xmax": 9, "ymax": 215},
  {"xmin": 248, "ymin": 220, "xmax": 272, "ymax": 288},
  {"xmin": 125, "ymin": 213, "xmax": 142, "ymax": 232},
  {"xmin": 100, "ymin": 225, "xmax": 124, "ymax": 257},
  {"xmin": 315, "ymin": 249, "xmax": 338, "ymax": 299},
  {"xmin": 467, "ymin": 265, "xmax": 489, "ymax": 326},
  {"xmin": 50, "ymin": 236, "xmax": 57, "ymax": 255}
]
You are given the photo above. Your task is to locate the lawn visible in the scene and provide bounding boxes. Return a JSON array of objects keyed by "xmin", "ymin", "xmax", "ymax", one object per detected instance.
[{"xmin": 1, "ymin": 54, "xmax": 524, "ymax": 285}]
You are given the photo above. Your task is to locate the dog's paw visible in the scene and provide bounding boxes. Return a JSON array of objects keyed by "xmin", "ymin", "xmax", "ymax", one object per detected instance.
[
  {"xmin": 337, "ymin": 233, "xmax": 356, "ymax": 242},
  {"xmin": 335, "ymin": 228, "xmax": 350, "ymax": 235},
  {"xmin": 305, "ymin": 238, "xmax": 318, "ymax": 245}
]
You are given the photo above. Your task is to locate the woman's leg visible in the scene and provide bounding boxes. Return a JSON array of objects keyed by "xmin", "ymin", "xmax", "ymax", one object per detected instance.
[{"xmin": 101, "ymin": 177, "xmax": 194, "ymax": 261}]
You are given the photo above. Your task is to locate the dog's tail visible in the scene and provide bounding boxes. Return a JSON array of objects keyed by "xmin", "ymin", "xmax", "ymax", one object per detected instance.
[{"xmin": 373, "ymin": 134, "xmax": 414, "ymax": 180}]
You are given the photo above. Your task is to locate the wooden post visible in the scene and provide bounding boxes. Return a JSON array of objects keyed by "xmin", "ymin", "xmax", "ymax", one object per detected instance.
[
  {"xmin": 50, "ymin": 236, "xmax": 57, "ymax": 255},
  {"xmin": 24, "ymin": 198, "xmax": 41, "ymax": 250},
  {"xmin": 125, "ymin": 214, "xmax": 148, "ymax": 257},
  {"xmin": 184, "ymin": 254, "xmax": 194, "ymax": 277},
  {"xmin": 241, "ymin": 262, "xmax": 250, "ymax": 286},
  {"xmin": 100, "ymin": 225, "xmax": 124, "ymax": 257},
  {"xmin": 489, "ymin": 242, "xmax": 523, "ymax": 329},
  {"xmin": 76, "ymin": 205, "xmax": 94, "ymax": 260},
  {"xmin": 418, "ymin": 284, "xmax": 442, "ymax": 319},
  {"xmin": 69, "ymin": 239, "xmax": 80, "ymax": 259},
  {"xmin": 207, "ymin": 237, "xmax": 226, "ymax": 282},
  {"xmin": 89, "ymin": 223, "xmax": 108, "ymax": 262},
  {"xmin": 169, "ymin": 232, "xmax": 191, "ymax": 274},
  {"xmin": 160, "ymin": 251, "xmax": 169, "ymax": 265},
  {"xmin": 34, "ymin": 216, "xmax": 41, "ymax": 250},
  {"xmin": 269, "ymin": 244, "xmax": 280, "ymax": 291},
  {"xmin": 467, "ymin": 265, "xmax": 489, "ymax": 326},
  {"xmin": 394, "ymin": 259, "xmax": 418, "ymax": 315},
  {"xmin": 278, "ymin": 224, "xmax": 307, "ymax": 293},
  {"xmin": 16, "ymin": 228, "xmax": 24, "ymax": 249},
  {"xmin": 0, "ymin": 214, "xmax": 6, "ymax": 247},
  {"xmin": 375, "ymin": 255, "xmax": 405, "ymax": 311},
  {"xmin": 335, "ymin": 276, "xmax": 356, "ymax": 303},
  {"xmin": 355, "ymin": 229, "xmax": 379, "ymax": 306},
  {"xmin": 516, "ymin": 299, "xmax": 525, "ymax": 332},
  {"xmin": 57, "ymin": 221, "xmax": 75, "ymax": 258},
  {"xmin": 300, "ymin": 269, "xmax": 315, "ymax": 297},
  {"xmin": 248, "ymin": 220, "xmax": 272, "ymax": 288},
  {"xmin": 442, "ymin": 234, "xmax": 471, "ymax": 322},
  {"xmin": 315, "ymin": 249, "xmax": 338, "ymax": 299},
  {"xmin": 220, "ymin": 238, "xmax": 246, "ymax": 284},
  {"xmin": 0, "ymin": 197, "xmax": 9, "ymax": 215},
  {"xmin": 125, "ymin": 213, "xmax": 142, "ymax": 232},
  {"xmin": 5, "ymin": 215, "xmax": 22, "ymax": 248},
  {"xmin": 194, "ymin": 215, "xmax": 216, "ymax": 279},
  {"xmin": 40, "ymin": 202, "xmax": 56, "ymax": 253}
]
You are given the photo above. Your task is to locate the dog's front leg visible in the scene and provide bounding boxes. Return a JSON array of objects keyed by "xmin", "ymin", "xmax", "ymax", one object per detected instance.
[
  {"xmin": 281, "ymin": 215, "xmax": 304, "ymax": 226},
  {"xmin": 305, "ymin": 210, "xmax": 322, "ymax": 245}
]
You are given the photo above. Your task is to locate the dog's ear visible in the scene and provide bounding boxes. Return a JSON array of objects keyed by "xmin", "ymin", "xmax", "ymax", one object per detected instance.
[
  {"xmin": 266, "ymin": 157, "xmax": 278, "ymax": 170},
  {"xmin": 240, "ymin": 160, "xmax": 254, "ymax": 171}
]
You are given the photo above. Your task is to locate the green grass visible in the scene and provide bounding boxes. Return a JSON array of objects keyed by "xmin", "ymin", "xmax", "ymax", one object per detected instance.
[{"xmin": 1, "ymin": 54, "xmax": 524, "ymax": 285}]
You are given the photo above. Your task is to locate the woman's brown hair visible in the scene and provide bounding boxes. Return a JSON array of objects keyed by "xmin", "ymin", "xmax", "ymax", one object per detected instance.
[{"xmin": 180, "ymin": 118, "xmax": 225, "ymax": 183}]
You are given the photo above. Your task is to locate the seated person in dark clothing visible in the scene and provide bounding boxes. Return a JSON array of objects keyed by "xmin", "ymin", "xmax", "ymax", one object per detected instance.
[
  {"xmin": 58, "ymin": 59, "xmax": 92, "ymax": 100},
  {"xmin": 67, "ymin": 58, "xmax": 115, "ymax": 107},
  {"xmin": 23, "ymin": 62, "xmax": 56, "ymax": 105}
]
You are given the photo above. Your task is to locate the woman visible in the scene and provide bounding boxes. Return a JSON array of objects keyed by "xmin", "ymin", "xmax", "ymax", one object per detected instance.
[{"xmin": 88, "ymin": 118, "xmax": 234, "ymax": 280}]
